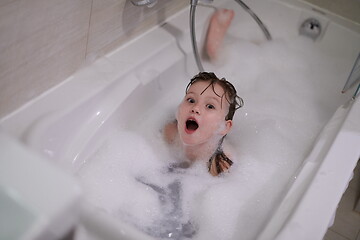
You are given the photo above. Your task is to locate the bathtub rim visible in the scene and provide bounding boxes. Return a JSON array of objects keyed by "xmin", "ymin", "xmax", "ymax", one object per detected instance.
[
  {"xmin": 256, "ymin": 97, "xmax": 360, "ymax": 240},
  {"xmin": 278, "ymin": 0, "xmax": 360, "ymax": 33}
]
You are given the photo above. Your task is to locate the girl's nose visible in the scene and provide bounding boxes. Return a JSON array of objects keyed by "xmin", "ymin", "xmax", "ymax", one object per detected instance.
[{"xmin": 191, "ymin": 105, "xmax": 200, "ymax": 114}]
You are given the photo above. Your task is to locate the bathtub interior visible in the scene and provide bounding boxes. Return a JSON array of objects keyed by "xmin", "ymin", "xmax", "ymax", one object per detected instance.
[
  {"xmin": 1, "ymin": 0, "xmax": 360, "ymax": 239},
  {"xmin": 76, "ymin": 54, "xmax": 357, "ymax": 240},
  {"xmin": 77, "ymin": 3, "xmax": 359, "ymax": 239}
]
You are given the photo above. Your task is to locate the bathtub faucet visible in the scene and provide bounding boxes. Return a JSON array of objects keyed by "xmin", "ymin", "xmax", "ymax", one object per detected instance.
[{"xmin": 190, "ymin": 0, "xmax": 272, "ymax": 72}]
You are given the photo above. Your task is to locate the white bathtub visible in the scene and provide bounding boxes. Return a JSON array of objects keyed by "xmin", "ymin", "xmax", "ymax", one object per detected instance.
[{"xmin": 1, "ymin": 0, "xmax": 360, "ymax": 239}]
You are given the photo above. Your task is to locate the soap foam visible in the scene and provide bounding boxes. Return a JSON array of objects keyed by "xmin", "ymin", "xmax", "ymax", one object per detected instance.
[{"xmin": 77, "ymin": 36, "xmax": 349, "ymax": 240}]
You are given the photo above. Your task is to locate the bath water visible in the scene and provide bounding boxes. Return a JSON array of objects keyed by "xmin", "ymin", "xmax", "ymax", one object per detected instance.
[{"xmin": 77, "ymin": 36, "xmax": 349, "ymax": 240}]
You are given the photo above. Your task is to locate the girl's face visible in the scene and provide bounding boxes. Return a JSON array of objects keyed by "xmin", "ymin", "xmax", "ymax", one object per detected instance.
[{"xmin": 176, "ymin": 81, "xmax": 233, "ymax": 146}]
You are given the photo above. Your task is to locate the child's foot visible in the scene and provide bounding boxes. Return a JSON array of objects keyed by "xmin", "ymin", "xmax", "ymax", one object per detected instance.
[{"xmin": 206, "ymin": 9, "xmax": 234, "ymax": 61}]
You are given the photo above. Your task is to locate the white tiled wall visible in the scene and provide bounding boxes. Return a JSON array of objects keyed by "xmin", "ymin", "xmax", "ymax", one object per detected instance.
[{"xmin": 0, "ymin": 0, "xmax": 187, "ymax": 119}]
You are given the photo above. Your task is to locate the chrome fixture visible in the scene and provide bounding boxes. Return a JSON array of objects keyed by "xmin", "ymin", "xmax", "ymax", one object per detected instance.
[
  {"xmin": 299, "ymin": 18, "xmax": 322, "ymax": 40},
  {"xmin": 190, "ymin": 0, "xmax": 272, "ymax": 72},
  {"xmin": 131, "ymin": 0, "xmax": 157, "ymax": 7},
  {"xmin": 353, "ymin": 83, "xmax": 360, "ymax": 99},
  {"xmin": 190, "ymin": 0, "xmax": 204, "ymax": 72},
  {"xmin": 233, "ymin": 0, "xmax": 272, "ymax": 41},
  {"xmin": 342, "ymin": 52, "xmax": 360, "ymax": 99}
]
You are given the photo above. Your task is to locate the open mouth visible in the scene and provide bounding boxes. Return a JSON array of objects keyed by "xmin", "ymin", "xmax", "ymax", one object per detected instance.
[{"xmin": 186, "ymin": 119, "xmax": 199, "ymax": 133}]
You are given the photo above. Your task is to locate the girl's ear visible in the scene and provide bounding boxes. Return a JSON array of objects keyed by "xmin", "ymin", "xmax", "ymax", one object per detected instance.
[{"xmin": 220, "ymin": 120, "xmax": 233, "ymax": 136}]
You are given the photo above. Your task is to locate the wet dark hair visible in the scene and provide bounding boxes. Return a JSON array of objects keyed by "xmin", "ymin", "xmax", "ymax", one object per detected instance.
[
  {"xmin": 186, "ymin": 72, "xmax": 244, "ymax": 121},
  {"xmin": 186, "ymin": 72, "xmax": 244, "ymax": 176}
]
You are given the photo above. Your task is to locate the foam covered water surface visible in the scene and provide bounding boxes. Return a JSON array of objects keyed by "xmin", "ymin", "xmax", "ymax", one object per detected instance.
[{"xmin": 78, "ymin": 36, "xmax": 350, "ymax": 240}]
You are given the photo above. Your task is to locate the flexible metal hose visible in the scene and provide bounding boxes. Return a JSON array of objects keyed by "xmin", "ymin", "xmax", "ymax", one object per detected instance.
[
  {"xmin": 190, "ymin": 3, "xmax": 205, "ymax": 72},
  {"xmin": 234, "ymin": 0, "xmax": 272, "ymax": 40}
]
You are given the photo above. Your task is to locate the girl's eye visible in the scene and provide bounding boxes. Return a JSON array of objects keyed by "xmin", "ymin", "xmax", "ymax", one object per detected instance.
[
  {"xmin": 187, "ymin": 98, "xmax": 195, "ymax": 103},
  {"xmin": 206, "ymin": 104, "xmax": 215, "ymax": 109}
]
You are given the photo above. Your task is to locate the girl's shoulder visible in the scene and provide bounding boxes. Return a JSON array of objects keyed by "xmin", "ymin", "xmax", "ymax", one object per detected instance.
[{"xmin": 163, "ymin": 120, "xmax": 178, "ymax": 144}]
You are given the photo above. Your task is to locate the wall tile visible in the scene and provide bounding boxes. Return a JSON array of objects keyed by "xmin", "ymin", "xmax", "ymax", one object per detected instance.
[
  {"xmin": 86, "ymin": 0, "xmax": 187, "ymax": 61},
  {"xmin": 0, "ymin": 1, "xmax": 21, "ymax": 53},
  {"xmin": 1, "ymin": 0, "xmax": 358, "ymax": 119},
  {"xmin": 0, "ymin": 0, "xmax": 92, "ymax": 118},
  {"xmin": 0, "ymin": 0, "xmax": 187, "ymax": 119},
  {"xmin": 0, "ymin": 0, "xmax": 16, "ymax": 8}
]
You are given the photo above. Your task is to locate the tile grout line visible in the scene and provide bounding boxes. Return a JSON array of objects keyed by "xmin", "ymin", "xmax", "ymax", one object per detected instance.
[{"xmin": 84, "ymin": 0, "xmax": 94, "ymax": 63}]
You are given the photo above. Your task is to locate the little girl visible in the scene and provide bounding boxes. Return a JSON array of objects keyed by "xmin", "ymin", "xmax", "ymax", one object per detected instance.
[{"xmin": 163, "ymin": 72, "xmax": 243, "ymax": 176}]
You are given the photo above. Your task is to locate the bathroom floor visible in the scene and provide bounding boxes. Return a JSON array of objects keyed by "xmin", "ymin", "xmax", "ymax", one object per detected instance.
[{"xmin": 324, "ymin": 160, "xmax": 360, "ymax": 240}]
